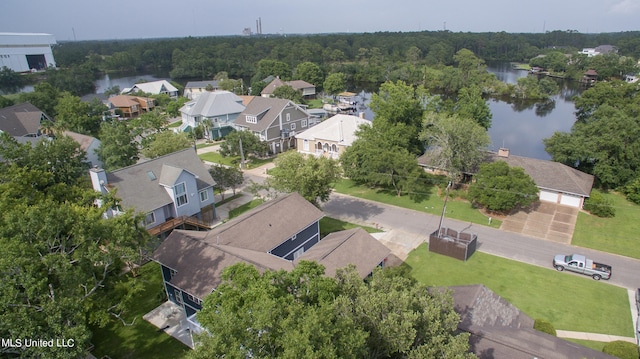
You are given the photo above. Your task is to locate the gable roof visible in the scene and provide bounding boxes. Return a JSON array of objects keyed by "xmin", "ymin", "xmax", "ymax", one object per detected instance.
[
  {"xmin": 296, "ymin": 114, "xmax": 370, "ymax": 146},
  {"xmin": 298, "ymin": 228, "xmax": 390, "ymax": 278},
  {"xmin": 62, "ymin": 131, "xmax": 99, "ymax": 152},
  {"xmin": 203, "ymin": 192, "xmax": 324, "ymax": 252},
  {"xmin": 107, "ymin": 95, "xmax": 142, "ymax": 108},
  {"xmin": 184, "ymin": 80, "xmax": 220, "ymax": 89},
  {"xmin": 152, "ymin": 193, "xmax": 391, "ymax": 299},
  {"xmin": 260, "ymin": 78, "xmax": 315, "ymax": 96},
  {"xmin": 179, "ymin": 91, "xmax": 245, "ymax": 118},
  {"xmin": 131, "ymin": 80, "xmax": 178, "ymax": 95},
  {"xmin": 488, "ymin": 152, "xmax": 594, "ymax": 197},
  {"xmin": 235, "ymin": 96, "xmax": 303, "ymax": 132},
  {"xmin": 103, "ymin": 148, "xmax": 215, "ymax": 213},
  {"xmin": 446, "ymin": 285, "xmax": 617, "ymax": 359},
  {"xmin": 0, "ymin": 102, "xmax": 48, "ymax": 137}
]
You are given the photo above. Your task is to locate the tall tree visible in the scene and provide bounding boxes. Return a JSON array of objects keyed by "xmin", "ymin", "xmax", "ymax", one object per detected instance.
[
  {"xmin": 454, "ymin": 85, "xmax": 492, "ymax": 129},
  {"xmin": 190, "ymin": 262, "xmax": 473, "ymax": 359},
  {"xmin": 219, "ymin": 130, "xmax": 269, "ymax": 159},
  {"xmin": 323, "ymin": 72, "xmax": 347, "ymax": 96},
  {"xmin": 272, "ymin": 85, "xmax": 305, "ymax": 104},
  {"xmin": 267, "ymin": 151, "xmax": 341, "ymax": 206},
  {"xmin": 53, "ymin": 92, "xmax": 102, "ymax": 136},
  {"xmin": 420, "ymin": 112, "xmax": 491, "ymax": 183},
  {"xmin": 208, "ymin": 165, "xmax": 244, "ymax": 200},
  {"xmin": 294, "ymin": 61, "xmax": 324, "ymax": 89},
  {"xmin": 141, "ymin": 130, "xmax": 193, "ymax": 159},
  {"xmin": 97, "ymin": 121, "xmax": 138, "ymax": 170}
]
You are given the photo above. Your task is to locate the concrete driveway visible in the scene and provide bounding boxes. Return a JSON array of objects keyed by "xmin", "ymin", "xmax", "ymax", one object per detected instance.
[{"xmin": 500, "ymin": 201, "xmax": 578, "ymax": 244}]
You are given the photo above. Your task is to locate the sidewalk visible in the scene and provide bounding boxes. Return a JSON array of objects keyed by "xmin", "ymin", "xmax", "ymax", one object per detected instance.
[{"xmin": 556, "ymin": 330, "xmax": 636, "ymax": 344}]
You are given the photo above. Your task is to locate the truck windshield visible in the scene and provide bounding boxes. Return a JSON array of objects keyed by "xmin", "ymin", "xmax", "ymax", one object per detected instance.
[{"xmin": 565, "ymin": 255, "xmax": 573, "ymax": 262}]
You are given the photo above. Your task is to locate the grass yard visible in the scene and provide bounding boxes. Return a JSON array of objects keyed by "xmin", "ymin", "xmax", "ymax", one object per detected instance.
[
  {"xmin": 228, "ymin": 198, "xmax": 265, "ymax": 218},
  {"xmin": 90, "ymin": 262, "xmax": 189, "ymax": 359},
  {"xmin": 573, "ymin": 191, "xmax": 640, "ymax": 260},
  {"xmin": 405, "ymin": 245, "xmax": 634, "ymax": 337},
  {"xmin": 199, "ymin": 152, "xmax": 275, "ymax": 169},
  {"xmin": 333, "ymin": 178, "xmax": 502, "ymax": 229},
  {"xmin": 319, "ymin": 216, "xmax": 383, "ymax": 238}
]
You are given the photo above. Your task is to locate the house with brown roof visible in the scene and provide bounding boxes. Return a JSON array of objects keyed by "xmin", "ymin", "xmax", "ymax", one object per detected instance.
[
  {"xmin": 62, "ymin": 131, "xmax": 102, "ymax": 168},
  {"xmin": 234, "ymin": 96, "xmax": 312, "ymax": 154},
  {"xmin": 447, "ymin": 284, "xmax": 617, "ymax": 359},
  {"xmin": 0, "ymin": 102, "xmax": 52, "ymax": 137},
  {"xmin": 89, "ymin": 148, "xmax": 216, "ymax": 236},
  {"xmin": 488, "ymin": 148, "xmax": 594, "ymax": 208},
  {"xmin": 107, "ymin": 95, "xmax": 155, "ymax": 118},
  {"xmin": 261, "ymin": 77, "xmax": 316, "ymax": 98},
  {"xmin": 151, "ymin": 192, "xmax": 390, "ymax": 335}
]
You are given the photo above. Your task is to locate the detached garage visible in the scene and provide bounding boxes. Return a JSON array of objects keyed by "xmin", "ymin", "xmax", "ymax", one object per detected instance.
[
  {"xmin": 489, "ymin": 148, "xmax": 595, "ymax": 209},
  {"xmin": 0, "ymin": 33, "xmax": 57, "ymax": 72}
]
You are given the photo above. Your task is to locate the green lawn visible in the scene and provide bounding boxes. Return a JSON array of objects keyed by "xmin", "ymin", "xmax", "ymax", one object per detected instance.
[
  {"xmin": 320, "ymin": 217, "xmax": 383, "ymax": 238},
  {"xmin": 333, "ymin": 178, "xmax": 502, "ymax": 229},
  {"xmin": 90, "ymin": 262, "xmax": 189, "ymax": 359},
  {"xmin": 573, "ymin": 191, "xmax": 640, "ymax": 259},
  {"xmin": 405, "ymin": 245, "xmax": 634, "ymax": 337},
  {"xmin": 564, "ymin": 339, "xmax": 607, "ymax": 352},
  {"xmin": 199, "ymin": 152, "xmax": 274, "ymax": 169},
  {"xmin": 228, "ymin": 199, "xmax": 265, "ymax": 218}
]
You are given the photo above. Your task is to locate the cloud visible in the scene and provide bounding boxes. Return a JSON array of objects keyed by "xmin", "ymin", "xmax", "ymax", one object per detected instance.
[{"xmin": 609, "ymin": 0, "xmax": 640, "ymax": 14}]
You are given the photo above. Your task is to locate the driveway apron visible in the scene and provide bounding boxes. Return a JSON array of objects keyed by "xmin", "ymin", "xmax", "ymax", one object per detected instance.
[{"xmin": 500, "ymin": 202, "xmax": 578, "ymax": 244}]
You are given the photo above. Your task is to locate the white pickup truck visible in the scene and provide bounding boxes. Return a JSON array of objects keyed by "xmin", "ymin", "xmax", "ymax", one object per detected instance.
[{"xmin": 553, "ymin": 254, "xmax": 612, "ymax": 280}]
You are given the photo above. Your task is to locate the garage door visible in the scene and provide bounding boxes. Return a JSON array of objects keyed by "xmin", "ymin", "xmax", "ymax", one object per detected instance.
[
  {"xmin": 560, "ymin": 193, "xmax": 582, "ymax": 208},
  {"xmin": 539, "ymin": 190, "xmax": 558, "ymax": 203}
]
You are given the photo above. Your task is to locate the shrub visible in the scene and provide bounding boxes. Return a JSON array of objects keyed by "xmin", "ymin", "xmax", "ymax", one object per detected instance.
[
  {"xmin": 533, "ymin": 319, "xmax": 556, "ymax": 336},
  {"xmin": 622, "ymin": 177, "xmax": 640, "ymax": 205},
  {"xmin": 584, "ymin": 190, "xmax": 615, "ymax": 218},
  {"xmin": 602, "ymin": 340, "xmax": 639, "ymax": 359}
]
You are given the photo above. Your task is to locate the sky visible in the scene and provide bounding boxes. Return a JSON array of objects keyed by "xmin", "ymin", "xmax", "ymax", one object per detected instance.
[{"xmin": 1, "ymin": 0, "xmax": 639, "ymax": 41}]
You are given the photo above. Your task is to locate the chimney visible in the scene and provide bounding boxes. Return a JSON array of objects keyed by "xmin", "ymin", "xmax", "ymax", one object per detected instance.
[
  {"xmin": 89, "ymin": 166, "xmax": 108, "ymax": 193},
  {"xmin": 498, "ymin": 148, "xmax": 510, "ymax": 158}
]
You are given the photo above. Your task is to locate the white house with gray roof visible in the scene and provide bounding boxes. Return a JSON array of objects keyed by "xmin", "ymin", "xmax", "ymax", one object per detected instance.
[
  {"xmin": 178, "ymin": 91, "xmax": 245, "ymax": 139},
  {"xmin": 89, "ymin": 148, "xmax": 216, "ymax": 236},
  {"xmin": 124, "ymin": 80, "xmax": 179, "ymax": 99},
  {"xmin": 234, "ymin": 96, "xmax": 312, "ymax": 154},
  {"xmin": 183, "ymin": 81, "xmax": 220, "ymax": 100}
]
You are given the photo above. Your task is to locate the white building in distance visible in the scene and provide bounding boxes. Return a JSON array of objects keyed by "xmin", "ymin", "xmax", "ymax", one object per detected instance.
[{"xmin": 0, "ymin": 33, "xmax": 57, "ymax": 72}]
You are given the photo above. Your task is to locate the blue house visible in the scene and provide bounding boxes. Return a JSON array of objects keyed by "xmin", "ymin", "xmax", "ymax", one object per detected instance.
[{"xmin": 151, "ymin": 192, "xmax": 390, "ymax": 335}]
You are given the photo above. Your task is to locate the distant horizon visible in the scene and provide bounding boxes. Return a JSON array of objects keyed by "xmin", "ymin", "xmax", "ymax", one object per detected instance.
[{"xmin": 2, "ymin": 0, "xmax": 638, "ymax": 42}]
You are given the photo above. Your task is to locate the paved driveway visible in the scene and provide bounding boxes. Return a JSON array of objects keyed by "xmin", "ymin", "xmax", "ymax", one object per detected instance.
[{"xmin": 500, "ymin": 201, "xmax": 578, "ymax": 244}]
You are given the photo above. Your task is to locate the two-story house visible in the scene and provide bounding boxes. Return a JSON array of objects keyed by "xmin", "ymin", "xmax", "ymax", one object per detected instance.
[
  {"xmin": 261, "ymin": 77, "xmax": 316, "ymax": 99},
  {"xmin": 183, "ymin": 80, "xmax": 220, "ymax": 100},
  {"xmin": 0, "ymin": 102, "xmax": 52, "ymax": 137},
  {"xmin": 89, "ymin": 148, "xmax": 216, "ymax": 237},
  {"xmin": 234, "ymin": 96, "xmax": 311, "ymax": 154},
  {"xmin": 178, "ymin": 91, "xmax": 246, "ymax": 140},
  {"xmin": 151, "ymin": 192, "xmax": 391, "ymax": 336},
  {"xmin": 296, "ymin": 113, "xmax": 371, "ymax": 159},
  {"xmin": 124, "ymin": 80, "xmax": 179, "ymax": 99},
  {"xmin": 107, "ymin": 95, "xmax": 155, "ymax": 119}
]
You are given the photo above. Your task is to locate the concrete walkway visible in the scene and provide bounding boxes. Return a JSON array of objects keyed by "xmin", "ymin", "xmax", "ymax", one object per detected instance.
[{"xmin": 556, "ymin": 330, "xmax": 636, "ymax": 344}]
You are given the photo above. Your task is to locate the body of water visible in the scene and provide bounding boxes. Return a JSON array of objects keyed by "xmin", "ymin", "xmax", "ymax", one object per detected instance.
[{"xmin": 486, "ymin": 63, "xmax": 581, "ymax": 160}]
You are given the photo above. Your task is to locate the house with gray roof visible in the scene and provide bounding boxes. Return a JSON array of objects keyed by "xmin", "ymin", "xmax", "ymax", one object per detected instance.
[
  {"xmin": 0, "ymin": 102, "xmax": 52, "ymax": 137},
  {"xmin": 183, "ymin": 80, "xmax": 220, "ymax": 100},
  {"xmin": 178, "ymin": 90, "xmax": 246, "ymax": 139},
  {"xmin": 295, "ymin": 113, "xmax": 370, "ymax": 159},
  {"xmin": 489, "ymin": 148, "xmax": 594, "ymax": 208},
  {"xmin": 261, "ymin": 77, "xmax": 316, "ymax": 98},
  {"xmin": 151, "ymin": 192, "xmax": 390, "ymax": 336},
  {"xmin": 447, "ymin": 284, "xmax": 617, "ymax": 359},
  {"xmin": 234, "ymin": 96, "xmax": 311, "ymax": 154},
  {"xmin": 89, "ymin": 148, "xmax": 216, "ymax": 236},
  {"xmin": 62, "ymin": 131, "xmax": 102, "ymax": 168},
  {"xmin": 124, "ymin": 80, "xmax": 178, "ymax": 99}
]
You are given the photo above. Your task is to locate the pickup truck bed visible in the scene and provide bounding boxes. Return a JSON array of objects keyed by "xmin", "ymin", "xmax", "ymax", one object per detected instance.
[{"xmin": 553, "ymin": 254, "xmax": 612, "ymax": 280}]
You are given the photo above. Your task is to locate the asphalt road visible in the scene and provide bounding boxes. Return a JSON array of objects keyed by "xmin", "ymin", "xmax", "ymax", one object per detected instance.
[{"xmin": 322, "ymin": 192, "xmax": 640, "ymax": 290}]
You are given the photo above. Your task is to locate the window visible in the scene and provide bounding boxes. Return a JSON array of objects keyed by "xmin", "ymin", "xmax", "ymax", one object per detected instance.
[
  {"xmin": 303, "ymin": 139, "xmax": 309, "ymax": 151},
  {"xmin": 286, "ymin": 113, "xmax": 291, "ymax": 122},
  {"xmin": 246, "ymin": 115, "xmax": 257, "ymax": 124},
  {"xmin": 175, "ymin": 183, "xmax": 188, "ymax": 207},
  {"xmin": 144, "ymin": 212, "xmax": 155, "ymax": 225},
  {"xmin": 302, "ymin": 119, "xmax": 307, "ymax": 128},
  {"xmin": 169, "ymin": 269, "xmax": 177, "ymax": 278},
  {"xmin": 290, "ymin": 123, "xmax": 296, "ymax": 130},
  {"xmin": 199, "ymin": 190, "xmax": 208, "ymax": 202},
  {"xmin": 186, "ymin": 293, "xmax": 201, "ymax": 305},
  {"xmin": 293, "ymin": 247, "xmax": 305, "ymax": 260},
  {"xmin": 175, "ymin": 289, "xmax": 183, "ymax": 304}
]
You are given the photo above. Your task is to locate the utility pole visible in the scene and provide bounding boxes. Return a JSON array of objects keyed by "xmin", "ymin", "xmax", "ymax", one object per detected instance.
[
  {"xmin": 438, "ymin": 181, "xmax": 451, "ymax": 236},
  {"xmin": 239, "ymin": 136, "xmax": 245, "ymax": 169}
]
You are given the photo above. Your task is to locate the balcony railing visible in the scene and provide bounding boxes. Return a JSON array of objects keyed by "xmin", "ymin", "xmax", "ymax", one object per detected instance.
[{"xmin": 147, "ymin": 215, "xmax": 213, "ymax": 236}]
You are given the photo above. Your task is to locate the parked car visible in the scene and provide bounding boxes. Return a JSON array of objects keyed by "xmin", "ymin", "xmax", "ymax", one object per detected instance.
[{"xmin": 552, "ymin": 254, "xmax": 612, "ymax": 280}]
